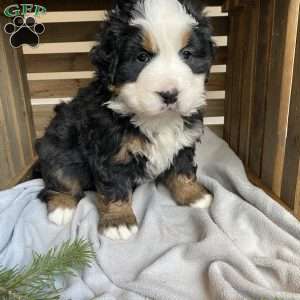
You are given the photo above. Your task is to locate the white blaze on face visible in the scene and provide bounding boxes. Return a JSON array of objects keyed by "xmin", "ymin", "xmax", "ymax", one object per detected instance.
[{"xmin": 111, "ymin": 0, "xmax": 207, "ymax": 117}]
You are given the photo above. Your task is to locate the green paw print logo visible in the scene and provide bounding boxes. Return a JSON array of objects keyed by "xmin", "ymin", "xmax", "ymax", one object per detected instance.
[{"xmin": 3, "ymin": 4, "xmax": 46, "ymax": 48}]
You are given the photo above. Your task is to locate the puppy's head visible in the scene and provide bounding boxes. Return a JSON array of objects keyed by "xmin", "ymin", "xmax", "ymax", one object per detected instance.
[{"xmin": 91, "ymin": 0, "xmax": 215, "ymax": 117}]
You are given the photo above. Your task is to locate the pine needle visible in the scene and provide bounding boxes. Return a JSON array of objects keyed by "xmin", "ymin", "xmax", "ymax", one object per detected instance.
[{"xmin": 0, "ymin": 239, "xmax": 96, "ymax": 300}]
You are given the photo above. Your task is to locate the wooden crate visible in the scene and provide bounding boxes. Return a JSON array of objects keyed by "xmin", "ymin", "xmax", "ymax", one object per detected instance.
[
  {"xmin": 224, "ymin": 0, "xmax": 300, "ymax": 217},
  {"xmin": 0, "ymin": 0, "xmax": 299, "ymax": 221}
]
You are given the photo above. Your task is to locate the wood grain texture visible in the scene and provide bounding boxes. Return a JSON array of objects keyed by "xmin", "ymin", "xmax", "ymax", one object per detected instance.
[
  {"xmin": 295, "ymin": 162, "xmax": 300, "ymax": 218},
  {"xmin": 29, "ymin": 79, "xmax": 91, "ymax": 98},
  {"xmin": 29, "ymin": 73, "xmax": 226, "ymax": 98},
  {"xmin": 0, "ymin": 99, "xmax": 14, "ymax": 185},
  {"xmin": 281, "ymin": 18, "xmax": 300, "ymax": 208},
  {"xmin": 38, "ymin": 18, "xmax": 227, "ymax": 43},
  {"xmin": 260, "ymin": 0, "xmax": 299, "ymax": 197},
  {"xmin": 32, "ymin": 99, "xmax": 225, "ymax": 138},
  {"xmin": 271, "ymin": 0, "xmax": 300, "ymax": 197},
  {"xmin": 24, "ymin": 47, "xmax": 228, "ymax": 73},
  {"xmin": 40, "ymin": 22, "xmax": 104, "ymax": 43},
  {"xmin": 228, "ymin": 9, "xmax": 247, "ymax": 153},
  {"xmin": 248, "ymin": 0, "xmax": 275, "ymax": 177},
  {"xmin": 207, "ymin": 125, "xmax": 224, "ymax": 138},
  {"xmin": 25, "ymin": 53, "xmax": 93, "ymax": 73},
  {"xmin": 0, "ymin": 0, "xmax": 224, "ymax": 11},
  {"xmin": 0, "ymin": 17, "xmax": 35, "ymax": 189},
  {"xmin": 238, "ymin": 3, "xmax": 259, "ymax": 165},
  {"xmin": 247, "ymin": 169, "xmax": 295, "ymax": 217}
]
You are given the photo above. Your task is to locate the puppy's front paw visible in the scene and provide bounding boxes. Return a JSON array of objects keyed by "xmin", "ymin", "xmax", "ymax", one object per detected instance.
[
  {"xmin": 48, "ymin": 207, "xmax": 75, "ymax": 225},
  {"xmin": 190, "ymin": 193, "xmax": 213, "ymax": 209},
  {"xmin": 102, "ymin": 224, "xmax": 138, "ymax": 240}
]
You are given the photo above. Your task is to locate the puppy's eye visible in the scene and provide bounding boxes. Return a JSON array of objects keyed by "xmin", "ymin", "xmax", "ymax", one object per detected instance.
[
  {"xmin": 182, "ymin": 49, "xmax": 193, "ymax": 60},
  {"xmin": 137, "ymin": 52, "xmax": 151, "ymax": 63}
]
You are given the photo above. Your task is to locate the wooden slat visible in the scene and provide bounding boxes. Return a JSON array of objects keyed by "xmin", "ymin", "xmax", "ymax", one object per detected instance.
[
  {"xmin": 38, "ymin": 17, "xmax": 227, "ymax": 43},
  {"xmin": 32, "ymin": 101, "xmax": 225, "ymax": 118},
  {"xmin": 28, "ymin": 68, "xmax": 225, "ymax": 80},
  {"xmin": 24, "ymin": 47, "xmax": 228, "ymax": 73},
  {"xmin": 228, "ymin": 9, "xmax": 248, "ymax": 153},
  {"xmin": 29, "ymin": 73, "xmax": 226, "ymax": 98},
  {"xmin": 248, "ymin": 0, "xmax": 275, "ymax": 177},
  {"xmin": 0, "ymin": 98, "xmax": 14, "ymax": 184},
  {"xmin": 223, "ymin": 9, "xmax": 234, "ymax": 143},
  {"xmin": 0, "ymin": 0, "xmax": 114, "ymax": 11},
  {"xmin": 29, "ymin": 79, "xmax": 91, "ymax": 98},
  {"xmin": 32, "ymin": 102, "xmax": 225, "ymax": 138},
  {"xmin": 261, "ymin": 0, "xmax": 300, "ymax": 196},
  {"xmin": 32, "ymin": 104, "xmax": 55, "ymax": 137},
  {"xmin": 204, "ymin": 99, "xmax": 224, "ymax": 117},
  {"xmin": 238, "ymin": 4, "xmax": 259, "ymax": 165},
  {"xmin": 3, "ymin": 45, "xmax": 35, "ymax": 165},
  {"xmin": 295, "ymin": 162, "xmax": 300, "ymax": 218},
  {"xmin": 207, "ymin": 73, "xmax": 226, "ymax": 91},
  {"xmin": 247, "ymin": 170, "xmax": 295, "ymax": 217},
  {"xmin": 210, "ymin": 17, "xmax": 229, "ymax": 36},
  {"xmin": 0, "ymin": 0, "xmax": 224, "ymax": 12},
  {"xmin": 0, "ymin": 157, "xmax": 38, "ymax": 190},
  {"xmin": 207, "ymin": 125, "xmax": 224, "ymax": 138},
  {"xmin": 23, "ymin": 36, "xmax": 227, "ymax": 54},
  {"xmin": 0, "ymin": 16, "xmax": 35, "ymax": 188},
  {"xmin": 28, "ymin": 71, "xmax": 94, "ymax": 80},
  {"xmin": 23, "ymin": 42, "xmax": 95, "ymax": 54},
  {"xmin": 281, "ymin": 17, "xmax": 300, "ymax": 208},
  {"xmin": 35, "ymin": 8, "xmax": 225, "ymax": 23},
  {"xmin": 30, "ymin": 11, "xmax": 107, "ymax": 23},
  {"xmin": 40, "ymin": 22, "xmax": 104, "ymax": 43},
  {"xmin": 25, "ymin": 53, "xmax": 93, "ymax": 73},
  {"xmin": 1, "ymin": 18, "xmax": 25, "ymax": 174},
  {"xmin": 215, "ymin": 46, "xmax": 228, "ymax": 65}
]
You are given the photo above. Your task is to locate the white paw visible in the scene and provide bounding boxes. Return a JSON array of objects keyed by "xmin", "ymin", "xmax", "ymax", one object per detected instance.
[
  {"xmin": 48, "ymin": 207, "xmax": 75, "ymax": 225},
  {"xmin": 102, "ymin": 224, "xmax": 138, "ymax": 240},
  {"xmin": 190, "ymin": 194, "xmax": 213, "ymax": 209}
]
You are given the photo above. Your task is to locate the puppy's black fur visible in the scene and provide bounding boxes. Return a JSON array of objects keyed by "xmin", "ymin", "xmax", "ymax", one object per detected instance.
[{"xmin": 36, "ymin": 0, "xmax": 214, "ymax": 220}]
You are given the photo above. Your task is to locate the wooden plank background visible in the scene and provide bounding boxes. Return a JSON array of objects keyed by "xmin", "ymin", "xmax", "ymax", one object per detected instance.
[
  {"xmin": 224, "ymin": 0, "xmax": 300, "ymax": 218},
  {"xmin": 0, "ymin": 17, "xmax": 36, "ymax": 189}
]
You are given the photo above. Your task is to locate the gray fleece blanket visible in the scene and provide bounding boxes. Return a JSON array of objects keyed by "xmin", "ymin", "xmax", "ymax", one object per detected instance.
[{"xmin": 1, "ymin": 128, "xmax": 300, "ymax": 300}]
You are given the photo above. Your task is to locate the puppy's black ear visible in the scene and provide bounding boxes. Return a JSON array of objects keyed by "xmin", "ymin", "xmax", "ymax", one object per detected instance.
[
  {"xmin": 90, "ymin": 20, "xmax": 121, "ymax": 89},
  {"xmin": 113, "ymin": 0, "xmax": 138, "ymax": 11}
]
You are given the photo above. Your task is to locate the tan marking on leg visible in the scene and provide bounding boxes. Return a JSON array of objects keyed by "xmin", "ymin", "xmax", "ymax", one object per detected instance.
[
  {"xmin": 113, "ymin": 135, "xmax": 146, "ymax": 163},
  {"xmin": 165, "ymin": 173, "xmax": 209, "ymax": 206},
  {"xmin": 96, "ymin": 193, "xmax": 137, "ymax": 229},
  {"xmin": 143, "ymin": 30, "xmax": 158, "ymax": 53},
  {"xmin": 47, "ymin": 193, "xmax": 77, "ymax": 213},
  {"xmin": 47, "ymin": 192, "xmax": 77, "ymax": 225}
]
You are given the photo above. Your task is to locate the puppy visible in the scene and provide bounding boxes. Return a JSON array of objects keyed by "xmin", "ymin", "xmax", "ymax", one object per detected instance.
[{"xmin": 36, "ymin": 0, "xmax": 215, "ymax": 240}]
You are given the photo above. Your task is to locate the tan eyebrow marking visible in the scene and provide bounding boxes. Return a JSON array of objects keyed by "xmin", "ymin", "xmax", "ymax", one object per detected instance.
[
  {"xmin": 181, "ymin": 29, "xmax": 192, "ymax": 49},
  {"xmin": 142, "ymin": 29, "xmax": 158, "ymax": 53}
]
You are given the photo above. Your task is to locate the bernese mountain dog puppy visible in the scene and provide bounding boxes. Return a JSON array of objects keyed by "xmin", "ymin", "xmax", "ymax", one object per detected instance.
[{"xmin": 36, "ymin": 0, "xmax": 215, "ymax": 240}]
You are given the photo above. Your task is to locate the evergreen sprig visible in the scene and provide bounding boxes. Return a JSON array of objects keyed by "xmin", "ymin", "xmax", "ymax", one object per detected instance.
[{"xmin": 0, "ymin": 239, "xmax": 96, "ymax": 300}]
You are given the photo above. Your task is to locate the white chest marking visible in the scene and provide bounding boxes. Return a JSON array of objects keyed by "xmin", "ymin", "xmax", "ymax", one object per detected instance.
[{"xmin": 132, "ymin": 113, "xmax": 202, "ymax": 178}]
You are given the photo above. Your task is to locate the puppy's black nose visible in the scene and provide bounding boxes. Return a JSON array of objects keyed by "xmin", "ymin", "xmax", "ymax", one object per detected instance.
[{"xmin": 157, "ymin": 89, "xmax": 178, "ymax": 105}]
